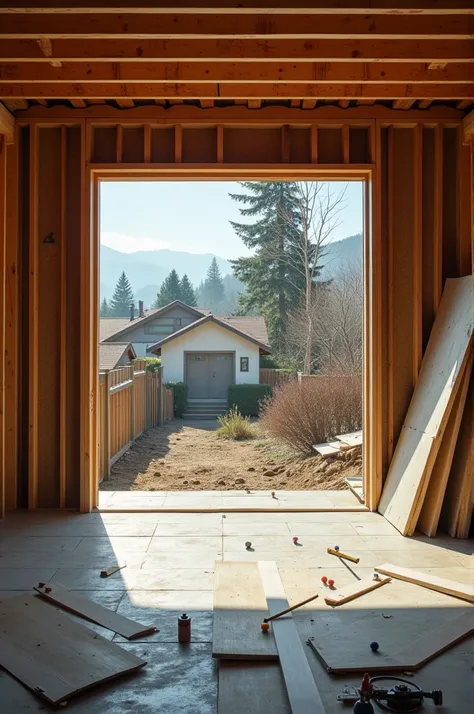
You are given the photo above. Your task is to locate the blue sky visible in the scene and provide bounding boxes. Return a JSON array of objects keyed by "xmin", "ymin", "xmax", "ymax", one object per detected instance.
[{"xmin": 100, "ymin": 181, "xmax": 363, "ymax": 259}]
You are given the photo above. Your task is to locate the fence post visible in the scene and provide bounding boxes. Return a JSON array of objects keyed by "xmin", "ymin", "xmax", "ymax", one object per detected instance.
[
  {"xmin": 104, "ymin": 370, "xmax": 111, "ymax": 480},
  {"xmin": 159, "ymin": 367, "xmax": 164, "ymax": 426},
  {"xmin": 130, "ymin": 365, "xmax": 136, "ymax": 443}
]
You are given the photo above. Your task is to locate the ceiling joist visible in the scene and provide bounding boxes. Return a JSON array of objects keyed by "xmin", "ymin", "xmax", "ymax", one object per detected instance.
[
  {"xmin": 0, "ymin": 82, "xmax": 470, "ymax": 99},
  {"xmin": 0, "ymin": 38, "xmax": 472, "ymax": 63}
]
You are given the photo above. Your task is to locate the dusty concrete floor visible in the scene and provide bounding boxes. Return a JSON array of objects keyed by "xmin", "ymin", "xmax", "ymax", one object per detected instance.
[
  {"xmin": 101, "ymin": 419, "xmax": 361, "ymax": 492},
  {"xmin": 0, "ymin": 510, "xmax": 471, "ymax": 712}
]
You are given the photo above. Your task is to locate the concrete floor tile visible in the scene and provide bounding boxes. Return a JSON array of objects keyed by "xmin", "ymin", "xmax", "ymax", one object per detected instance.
[
  {"xmin": 0, "ymin": 568, "xmax": 58, "ymax": 589},
  {"xmin": 351, "ymin": 520, "xmax": 402, "ymax": 536},
  {"xmin": 222, "ymin": 521, "xmax": 291, "ymax": 536},
  {"xmin": 73, "ymin": 537, "xmax": 152, "ymax": 557},
  {"xmin": 142, "ymin": 551, "xmax": 221, "ymax": 570},
  {"xmin": 51, "ymin": 568, "xmax": 134, "ymax": 591},
  {"xmin": 114, "ymin": 590, "xmax": 213, "ymax": 643},
  {"xmin": 153, "ymin": 523, "xmax": 222, "ymax": 537},
  {"xmin": 132, "ymin": 568, "xmax": 214, "ymax": 591},
  {"xmin": 148, "ymin": 536, "xmax": 222, "ymax": 553},
  {"xmin": 286, "ymin": 522, "xmax": 357, "ymax": 536},
  {"xmin": 0, "ymin": 535, "xmax": 82, "ymax": 553}
]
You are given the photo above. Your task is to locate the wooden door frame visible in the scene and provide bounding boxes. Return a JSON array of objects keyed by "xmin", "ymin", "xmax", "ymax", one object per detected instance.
[{"xmin": 85, "ymin": 166, "xmax": 379, "ymax": 511}]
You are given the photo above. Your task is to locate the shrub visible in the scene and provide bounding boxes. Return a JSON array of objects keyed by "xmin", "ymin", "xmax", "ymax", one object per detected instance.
[
  {"xmin": 217, "ymin": 407, "xmax": 253, "ymax": 440},
  {"xmin": 260, "ymin": 373, "xmax": 362, "ymax": 455},
  {"xmin": 165, "ymin": 381, "xmax": 188, "ymax": 418},
  {"xmin": 228, "ymin": 383, "xmax": 273, "ymax": 417},
  {"xmin": 143, "ymin": 356, "xmax": 162, "ymax": 372},
  {"xmin": 260, "ymin": 355, "xmax": 279, "ymax": 369}
]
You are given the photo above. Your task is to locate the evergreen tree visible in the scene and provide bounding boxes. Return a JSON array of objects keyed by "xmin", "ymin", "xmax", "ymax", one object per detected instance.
[
  {"xmin": 110, "ymin": 271, "xmax": 135, "ymax": 317},
  {"xmin": 200, "ymin": 257, "xmax": 225, "ymax": 313},
  {"xmin": 180, "ymin": 274, "xmax": 197, "ymax": 307},
  {"xmin": 100, "ymin": 297, "xmax": 110, "ymax": 317},
  {"xmin": 229, "ymin": 182, "xmax": 304, "ymax": 343},
  {"xmin": 154, "ymin": 269, "xmax": 182, "ymax": 308}
]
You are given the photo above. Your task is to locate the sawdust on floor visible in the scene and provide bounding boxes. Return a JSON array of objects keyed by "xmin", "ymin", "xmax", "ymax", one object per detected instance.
[{"xmin": 101, "ymin": 420, "xmax": 361, "ymax": 492}]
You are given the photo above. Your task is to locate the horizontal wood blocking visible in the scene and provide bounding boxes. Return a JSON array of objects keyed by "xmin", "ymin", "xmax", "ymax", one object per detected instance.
[
  {"xmin": 2, "ymin": 13, "xmax": 473, "ymax": 39},
  {"xmin": 1, "ymin": 83, "xmax": 472, "ymax": 100},
  {"xmin": 88, "ymin": 123, "xmax": 373, "ymax": 165},
  {"xmin": 0, "ymin": 39, "xmax": 472, "ymax": 62},
  {"xmin": 1, "ymin": 62, "xmax": 472, "ymax": 85}
]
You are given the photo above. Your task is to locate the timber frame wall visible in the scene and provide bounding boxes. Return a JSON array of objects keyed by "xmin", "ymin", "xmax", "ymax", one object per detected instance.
[{"xmin": 0, "ymin": 103, "xmax": 472, "ymax": 512}]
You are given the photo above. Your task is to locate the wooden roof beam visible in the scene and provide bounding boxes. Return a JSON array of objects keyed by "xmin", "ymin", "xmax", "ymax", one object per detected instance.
[
  {"xmin": 457, "ymin": 99, "xmax": 472, "ymax": 109},
  {"xmin": 1, "ymin": 2, "xmax": 473, "ymax": 14},
  {"xmin": 418, "ymin": 99, "xmax": 433, "ymax": 108},
  {"xmin": 1, "ymin": 61, "xmax": 472, "ymax": 85},
  {"xmin": 0, "ymin": 101, "xmax": 15, "ymax": 143},
  {"xmin": 2, "ymin": 13, "xmax": 473, "ymax": 39},
  {"xmin": 393, "ymin": 98, "xmax": 417, "ymax": 109},
  {"xmin": 115, "ymin": 98, "xmax": 135, "ymax": 107},
  {"xmin": 69, "ymin": 98, "xmax": 86, "ymax": 107},
  {"xmin": 0, "ymin": 38, "xmax": 472, "ymax": 62},
  {"xmin": 1, "ymin": 82, "xmax": 471, "ymax": 99}
]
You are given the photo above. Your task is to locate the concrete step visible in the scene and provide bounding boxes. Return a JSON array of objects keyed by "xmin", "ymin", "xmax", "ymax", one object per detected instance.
[{"xmin": 182, "ymin": 413, "xmax": 223, "ymax": 420}]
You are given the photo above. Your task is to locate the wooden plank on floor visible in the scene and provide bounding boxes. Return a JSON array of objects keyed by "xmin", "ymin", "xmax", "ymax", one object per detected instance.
[
  {"xmin": 213, "ymin": 562, "xmax": 278, "ymax": 660},
  {"xmin": 258, "ymin": 561, "xmax": 325, "ymax": 714},
  {"xmin": 34, "ymin": 582, "xmax": 157, "ymax": 640},
  {"xmin": 378, "ymin": 276, "xmax": 474, "ymax": 535},
  {"xmin": 0, "ymin": 595, "xmax": 146, "ymax": 706},
  {"xmin": 218, "ymin": 661, "xmax": 290, "ymax": 714},
  {"xmin": 374, "ymin": 563, "xmax": 474, "ymax": 603},
  {"xmin": 324, "ymin": 575, "xmax": 391, "ymax": 607},
  {"xmin": 394, "ymin": 612, "xmax": 473, "ymax": 669},
  {"xmin": 417, "ymin": 355, "xmax": 472, "ymax": 537}
]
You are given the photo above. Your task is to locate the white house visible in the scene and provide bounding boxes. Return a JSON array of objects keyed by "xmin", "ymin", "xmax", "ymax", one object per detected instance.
[{"xmin": 101, "ymin": 301, "xmax": 270, "ymax": 402}]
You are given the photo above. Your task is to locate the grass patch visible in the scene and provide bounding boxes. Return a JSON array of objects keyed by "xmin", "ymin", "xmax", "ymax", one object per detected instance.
[{"xmin": 216, "ymin": 407, "xmax": 254, "ymax": 441}]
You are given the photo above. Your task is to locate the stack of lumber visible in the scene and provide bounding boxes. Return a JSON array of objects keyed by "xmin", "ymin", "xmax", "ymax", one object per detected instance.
[
  {"xmin": 313, "ymin": 430, "xmax": 362, "ymax": 458},
  {"xmin": 379, "ymin": 276, "xmax": 474, "ymax": 538}
]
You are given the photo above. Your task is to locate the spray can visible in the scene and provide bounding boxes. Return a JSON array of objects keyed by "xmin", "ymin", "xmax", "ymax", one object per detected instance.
[{"xmin": 178, "ymin": 613, "xmax": 191, "ymax": 643}]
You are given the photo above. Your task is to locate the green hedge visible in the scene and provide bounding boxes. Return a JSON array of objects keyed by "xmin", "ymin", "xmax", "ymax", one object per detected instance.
[
  {"xmin": 143, "ymin": 356, "xmax": 162, "ymax": 372},
  {"xmin": 165, "ymin": 381, "xmax": 188, "ymax": 418},
  {"xmin": 259, "ymin": 355, "xmax": 279, "ymax": 369},
  {"xmin": 228, "ymin": 383, "xmax": 273, "ymax": 417}
]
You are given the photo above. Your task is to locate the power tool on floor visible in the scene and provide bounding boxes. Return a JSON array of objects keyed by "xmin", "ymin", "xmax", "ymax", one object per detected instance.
[{"xmin": 337, "ymin": 673, "xmax": 443, "ymax": 713}]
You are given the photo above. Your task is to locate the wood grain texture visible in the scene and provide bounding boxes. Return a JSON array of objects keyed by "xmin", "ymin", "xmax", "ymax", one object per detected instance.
[
  {"xmin": 34, "ymin": 582, "xmax": 157, "ymax": 639},
  {"xmin": 417, "ymin": 355, "xmax": 472, "ymax": 537},
  {"xmin": 258, "ymin": 561, "xmax": 325, "ymax": 714},
  {"xmin": 374, "ymin": 563, "xmax": 474, "ymax": 603},
  {"xmin": 0, "ymin": 594, "xmax": 146, "ymax": 706},
  {"xmin": 213, "ymin": 561, "xmax": 278, "ymax": 660},
  {"xmin": 324, "ymin": 575, "xmax": 391, "ymax": 607},
  {"xmin": 378, "ymin": 275, "xmax": 474, "ymax": 535},
  {"xmin": 218, "ymin": 661, "xmax": 290, "ymax": 714}
]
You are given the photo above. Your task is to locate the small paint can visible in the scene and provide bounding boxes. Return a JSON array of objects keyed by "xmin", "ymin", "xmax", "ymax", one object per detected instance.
[{"xmin": 178, "ymin": 613, "xmax": 191, "ymax": 643}]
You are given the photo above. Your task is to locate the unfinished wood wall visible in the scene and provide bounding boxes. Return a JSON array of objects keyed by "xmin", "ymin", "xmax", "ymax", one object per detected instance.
[{"xmin": 0, "ymin": 105, "xmax": 471, "ymax": 511}]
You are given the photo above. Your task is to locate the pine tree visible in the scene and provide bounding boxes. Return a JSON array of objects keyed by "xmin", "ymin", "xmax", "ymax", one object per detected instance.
[
  {"xmin": 154, "ymin": 269, "xmax": 182, "ymax": 308},
  {"xmin": 100, "ymin": 297, "xmax": 110, "ymax": 317},
  {"xmin": 229, "ymin": 182, "xmax": 303, "ymax": 342},
  {"xmin": 200, "ymin": 257, "xmax": 225, "ymax": 313},
  {"xmin": 180, "ymin": 274, "xmax": 197, "ymax": 307},
  {"xmin": 110, "ymin": 272, "xmax": 135, "ymax": 317}
]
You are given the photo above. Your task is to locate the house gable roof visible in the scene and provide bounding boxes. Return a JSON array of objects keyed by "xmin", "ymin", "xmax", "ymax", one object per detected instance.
[
  {"xmin": 101, "ymin": 300, "xmax": 210, "ymax": 342},
  {"xmin": 148, "ymin": 314, "xmax": 270, "ymax": 354},
  {"xmin": 99, "ymin": 342, "xmax": 136, "ymax": 371}
]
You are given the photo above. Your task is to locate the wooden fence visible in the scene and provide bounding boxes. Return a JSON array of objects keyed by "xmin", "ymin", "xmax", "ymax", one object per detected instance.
[
  {"xmin": 259, "ymin": 368, "xmax": 295, "ymax": 388},
  {"xmin": 98, "ymin": 360, "xmax": 174, "ymax": 482}
]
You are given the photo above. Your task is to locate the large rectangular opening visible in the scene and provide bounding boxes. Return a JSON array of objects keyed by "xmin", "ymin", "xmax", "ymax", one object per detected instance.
[{"xmin": 96, "ymin": 176, "xmax": 368, "ymax": 509}]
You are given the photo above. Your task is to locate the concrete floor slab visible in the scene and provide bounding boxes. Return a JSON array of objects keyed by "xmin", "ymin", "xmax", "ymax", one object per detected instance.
[{"xmin": 131, "ymin": 568, "xmax": 214, "ymax": 591}]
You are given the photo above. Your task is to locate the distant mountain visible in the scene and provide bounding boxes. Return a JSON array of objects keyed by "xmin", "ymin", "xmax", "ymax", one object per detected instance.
[
  {"xmin": 319, "ymin": 233, "xmax": 362, "ymax": 279},
  {"xmin": 100, "ymin": 244, "xmax": 231, "ymax": 304},
  {"xmin": 100, "ymin": 233, "xmax": 361, "ymax": 306}
]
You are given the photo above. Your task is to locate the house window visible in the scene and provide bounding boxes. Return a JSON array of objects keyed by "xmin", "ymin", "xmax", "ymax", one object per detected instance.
[{"xmin": 240, "ymin": 357, "xmax": 249, "ymax": 372}]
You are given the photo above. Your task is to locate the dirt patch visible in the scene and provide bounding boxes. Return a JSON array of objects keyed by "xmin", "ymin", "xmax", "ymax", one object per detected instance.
[{"xmin": 101, "ymin": 420, "xmax": 361, "ymax": 492}]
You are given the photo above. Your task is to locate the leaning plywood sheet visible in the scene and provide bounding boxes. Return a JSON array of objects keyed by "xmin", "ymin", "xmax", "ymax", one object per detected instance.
[
  {"xmin": 0, "ymin": 595, "xmax": 146, "ymax": 706},
  {"xmin": 218, "ymin": 661, "xmax": 290, "ymax": 714},
  {"xmin": 34, "ymin": 582, "xmax": 157, "ymax": 640},
  {"xmin": 258, "ymin": 561, "xmax": 325, "ymax": 714},
  {"xmin": 324, "ymin": 575, "xmax": 391, "ymax": 607},
  {"xmin": 417, "ymin": 355, "xmax": 473, "ymax": 537},
  {"xmin": 378, "ymin": 276, "xmax": 474, "ymax": 535},
  {"xmin": 439, "ymin": 377, "xmax": 474, "ymax": 538},
  {"xmin": 213, "ymin": 561, "xmax": 278, "ymax": 660},
  {"xmin": 374, "ymin": 564, "xmax": 474, "ymax": 603}
]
